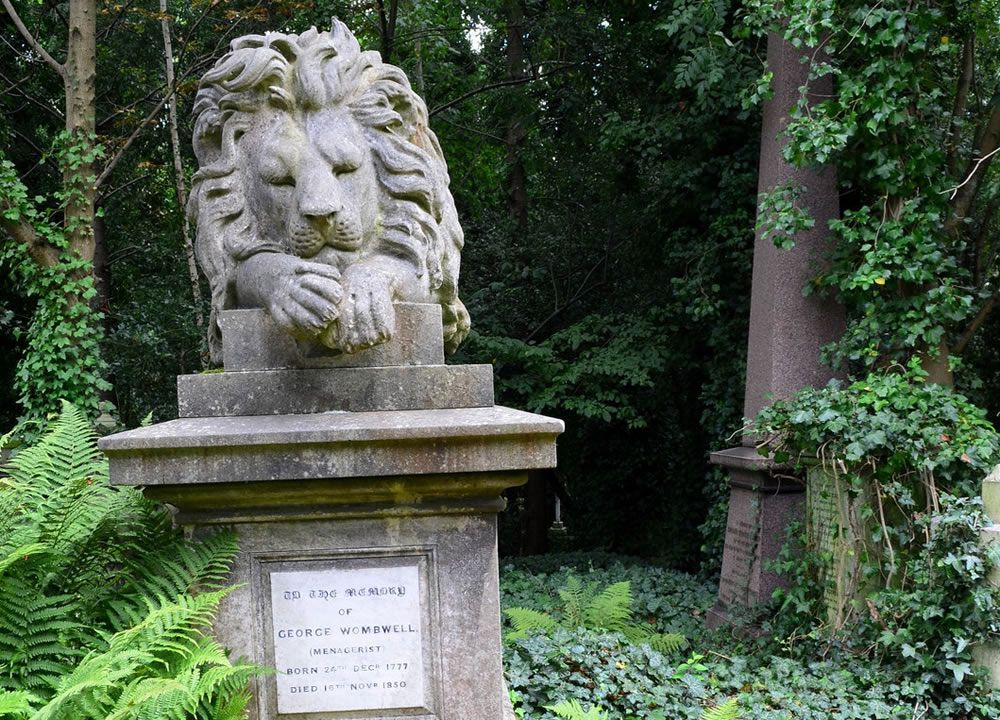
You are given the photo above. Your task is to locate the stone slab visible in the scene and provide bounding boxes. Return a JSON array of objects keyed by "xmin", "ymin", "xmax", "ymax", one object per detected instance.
[
  {"xmin": 220, "ymin": 303, "xmax": 445, "ymax": 372},
  {"xmin": 98, "ymin": 406, "xmax": 563, "ymax": 488},
  {"xmin": 212, "ymin": 495, "xmax": 508, "ymax": 719},
  {"xmin": 177, "ymin": 364, "xmax": 494, "ymax": 417},
  {"xmin": 706, "ymin": 457, "xmax": 805, "ymax": 627},
  {"xmin": 984, "ymin": 464, "xmax": 1000, "ymax": 521}
]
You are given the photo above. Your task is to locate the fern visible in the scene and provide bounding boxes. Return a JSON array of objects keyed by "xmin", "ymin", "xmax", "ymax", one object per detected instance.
[
  {"xmin": 35, "ymin": 592, "xmax": 255, "ymax": 720},
  {"xmin": 0, "ymin": 690, "xmax": 38, "ymax": 718},
  {"xmin": 545, "ymin": 699, "xmax": 609, "ymax": 719},
  {"xmin": 504, "ymin": 573, "xmax": 688, "ymax": 654},
  {"xmin": 0, "ymin": 403, "xmax": 254, "ymax": 717},
  {"xmin": 504, "ymin": 608, "xmax": 559, "ymax": 642},
  {"xmin": 557, "ymin": 574, "xmax": 596, "ymax": 628},
  {"xmin": 701, "ymin": 698, "xmax": 742, "ymax": 720},
  {"xmin": 646, "ymin": 632, "xmax": 688, "ymax": 655},
  {"xmin": 583, "ymin": 581, "xmax": 632, "ymax": 634}
]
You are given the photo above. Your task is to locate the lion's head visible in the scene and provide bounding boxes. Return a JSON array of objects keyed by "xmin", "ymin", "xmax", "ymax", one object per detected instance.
[{"xmin": 188, "ymin": 21, "xmax": 468, "ymax": 362}]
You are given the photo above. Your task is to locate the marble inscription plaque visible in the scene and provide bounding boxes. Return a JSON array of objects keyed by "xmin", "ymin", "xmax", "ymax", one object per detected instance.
[{"xmin": 269, "ymin": 564, "xmax": 425, "ymax": 714}]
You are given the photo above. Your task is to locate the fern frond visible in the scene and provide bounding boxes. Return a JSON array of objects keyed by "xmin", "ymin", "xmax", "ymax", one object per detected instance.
[
  {"xmin": 201, "ymin": 687, "xmax": 251, "ymax": 720},
  {"xmin": 0, "ymin": 404, "xmax": 253, "ymax": 716},
  {"xmin": 646, "ymin": 632, "xmax": 689, "ymax": 655},
  {"xmin": 110, "ymin": 589, "xmax": 233, "ymax": 662},
  {"xmin": 583, "ymin": 581, "xmax": 633, "ymax": 634},
  {"xmin": 106, "ymin": 532, "xmax": 239, "ymax": 632},
  {"xmin": 557, "ymin": 573, "xmax": 596, "ymax": 628},
  {"xmin": 503, "ymin": 607, "xmax": 558, "ymax": 642},
  {"xmin": 104, "ymin": 677, "xmax": 192, "ymax": 720},
  {"xmin": 701, "ymin": 698, "xmax": 742, "ymax": 720},
  {"xmin": 0, "ymin": 544, "xmax": 47, "ymax": 578},
  {"xmin": 0, "ymin": 580, "xmax": 79, "ymax": 691},
  {"xmin": 546, "ymin": 699, "xmax": 609, "ymax": 719},
  {"xmin": 0, "ymin": 689, "xmax": 37, "ymax": 717},
  {"xmin": 5, "ymin": 402, "xmax": 105, "ymax": 497}
]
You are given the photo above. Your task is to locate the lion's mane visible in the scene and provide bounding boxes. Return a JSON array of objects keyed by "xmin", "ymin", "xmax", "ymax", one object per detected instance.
[{"xmin": 188, "ymin": 21, "xmax": 467, "ymax": 361}]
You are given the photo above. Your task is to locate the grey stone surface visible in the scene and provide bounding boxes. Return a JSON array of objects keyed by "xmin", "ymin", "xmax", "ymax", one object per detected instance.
[
  {"xmin": 189, "ymin": 21, "xmax": 470, "ymax": 362},
  {"xmin": 220, "ymin": 304, "xmax": 446, "ymax": 371},
  {"xmin": 212, "ymin": 509, "xmax": 511, "ymax": 719},
  {"xmin": 99, "ymin": 406, "xmax": 563, "ymax": 488},
  {"xmin": 710, "ymin": 31, "xmax": 845, "ymax": 623},
  {"xmin": 177, "ymin": 364, "xmax": 494, "ymax": 417},
  {"xmin": 706, "ymin": 452, "xmax": 805, "ymax": 629},
  {"xmin": 101, "ymin": 401, "xmax": 561, "ymax": 718}
]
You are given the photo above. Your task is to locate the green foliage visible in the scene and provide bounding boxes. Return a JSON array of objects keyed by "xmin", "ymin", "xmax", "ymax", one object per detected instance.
[
  {"xmin": 504, "ymin": 573, "xmax": 688, "ymax": 654},
  {"xmin": 0, "ymin": 402, "xmax": 253, "ymax": 718},
  {"xmin": 742, "ymin": 1, "xmax": 1000, "ymax": 372},
  {"xmin": 500, "ymin": 558, "xmax": 1000, "ymax": 719},
  {"xmin": 0, "ymin": 148, "xmax": 109, "ymax": 424},
  {"xmin": 500, "ymin": 555, "xmax": 715, "ymax": 642},
  {"xmin": 755, "ymin": 359, "xmax": 999, "ymax": 480},
  {"xmin": 700, "ymin": 698, "xmax": 741, "ymax": 720},
  {"xmin": 545, "ymin": 699, "xmax": 609, "ymax": 720},
  {"xmin": 753, "ymin": 362, "xmax": 1000, "ymax": 706},
  {"xmin": 468, "ymin": 311, "xmax": 675, "ymax": 428}
]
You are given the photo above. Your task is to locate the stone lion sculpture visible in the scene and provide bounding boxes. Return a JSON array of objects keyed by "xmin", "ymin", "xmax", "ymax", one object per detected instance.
[{"xmin": 188, "ymin": 20, "xmax": 470, "ymax": 362}]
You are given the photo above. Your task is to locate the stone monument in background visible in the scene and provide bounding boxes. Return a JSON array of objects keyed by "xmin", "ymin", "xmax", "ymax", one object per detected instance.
[
  {"xmin": 100, "ymin": 22, "xmax": 562, "ymax": 719},
  {"xmin": 706, "ymin": 31, "xmax": 845, "ymax": 627}
]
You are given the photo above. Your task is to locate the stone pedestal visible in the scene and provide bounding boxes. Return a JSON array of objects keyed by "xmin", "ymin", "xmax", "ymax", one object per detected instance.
[
  {"xmin": 99, "ymin": 304, "xmax": 563, "ymax": 719},
  {"xmin": 706, "ymin": 448, "xmax": 804, "ymax": 627}
]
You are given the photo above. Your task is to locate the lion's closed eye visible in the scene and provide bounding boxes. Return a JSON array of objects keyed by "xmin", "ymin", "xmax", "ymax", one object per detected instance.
[{"xmin": 333, "ymin": 161, "xmax": 360, "ymax": 174}]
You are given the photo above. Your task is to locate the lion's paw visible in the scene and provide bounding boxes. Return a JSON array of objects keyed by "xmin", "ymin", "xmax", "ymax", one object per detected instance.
[
  {"xmin": 336, "ymin": 267, "xmax": 396, "ymax": 354},
  {"xmin": 267, "ymin": 258, "xmax": 343, "ymax": 336}
]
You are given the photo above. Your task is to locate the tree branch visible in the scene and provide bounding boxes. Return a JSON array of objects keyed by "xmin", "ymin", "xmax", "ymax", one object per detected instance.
[
  {"xmin": 0, "ymin": 197, "xmax": 60, "ymax": 267},
  {"xmin": 96, "ymin": 0, "xmax": 137, "ymax": 42},
  {"xmin": 433, "ymin": 114, "xmax": 505, "ymax": 143},
  {"xmin": 0, "ymin": 69, "xmax": 64, "ymax": 122},
  {"xmin": 947, "ymin": 34, "xmax": 975, "ymax": 177},
  {"xmin": 429, "ymin": 64, "xmax": 576, "ymax": 117},
  {"xmin": 522, "ymin": 248, "xmax": 614, "ymax": 343},
  {"xmin": 945, "ymin": 99, "xmax": 1000, "ymax": 232},
  {"xmin": 99, "ymin": 172, "xmax": 151, "ymax": 205},
  {"xmin": 1, "ymin": 0, "xmax": 65, "ymax": 77},
  {"xmin": 95, "ymin": 90, "xmax": 173, "ymax": 189},
  {"xmin": 953, "ymin": 292, "xmax": 999, "ymax": 355}
]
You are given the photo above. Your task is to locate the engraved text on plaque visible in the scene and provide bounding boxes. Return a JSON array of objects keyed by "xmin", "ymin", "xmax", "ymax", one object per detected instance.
[{"xmin": 269, "ymin": 564, "xmax": 425, "ymax": 714}]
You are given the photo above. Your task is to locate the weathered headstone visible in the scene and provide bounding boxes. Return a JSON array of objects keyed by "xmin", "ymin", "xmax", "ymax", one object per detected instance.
[
  {"xmin": 706, "ymin": 31, "xmax": 845, "ymax": 627},
  {"xmin": 973, "ymin": 464, "xmax": 1000, "ymax": 687},
  {"xmin": 99, "ymin": 22, "xmax": 562, "ymax": 719}
]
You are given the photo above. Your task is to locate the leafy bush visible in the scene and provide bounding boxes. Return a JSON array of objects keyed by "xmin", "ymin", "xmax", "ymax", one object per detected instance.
[
  {"xmin": 753, "ymin": 362, "xmax": 1000, "ymax": 709},
  {"xmin": 0, "ymin": 403, "xmax": 253, "ymax": 718}
]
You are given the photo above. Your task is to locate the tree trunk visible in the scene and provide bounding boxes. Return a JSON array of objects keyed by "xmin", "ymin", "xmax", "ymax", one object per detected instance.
[
  {"xmin": 504, "ymin": 0, "xmax": 529, "ymax": 230},
  {"xmin": 64, "ymin": 0, "xmax": 98, "ymax": 269},
  {"xmin": 413, "ymin": 37, "xmax": 424, "ymax": 96},
  {"xmin": 375, "ymin": 0, "xmax": 398, "ymax": 64},
  {"xmin": 160, "ymin": 0, "xmax": 207, "ymax": 355}
]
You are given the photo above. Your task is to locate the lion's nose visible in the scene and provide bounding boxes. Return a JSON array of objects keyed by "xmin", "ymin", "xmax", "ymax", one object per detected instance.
[
  {"xmin": 299, "ymin": 178, "xmax": 344, "ymax": 224},
  {"xmin": 304, "ymin": 210, "xmax": 338, "ymax": 233}
]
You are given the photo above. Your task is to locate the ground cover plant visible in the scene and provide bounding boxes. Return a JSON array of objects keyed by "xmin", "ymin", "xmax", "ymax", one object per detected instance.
[
  {"xmin": 500, "ymin": 554, "xmax": 1000, "ymax": 720},
  {"xmin": 750, "ymin": 362, "xmax": 1000, "ymax": 715},
  {"xmin": 0, "ymin": 403, "xmax": 253, "ymax": 719}
]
